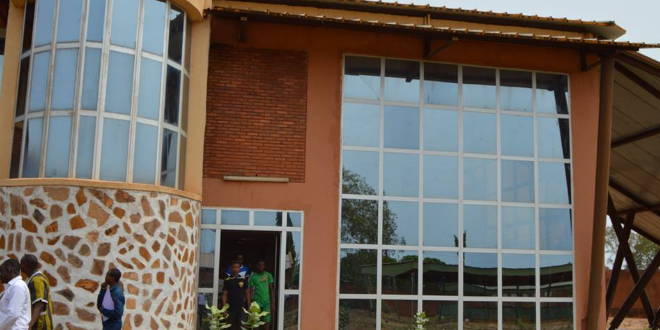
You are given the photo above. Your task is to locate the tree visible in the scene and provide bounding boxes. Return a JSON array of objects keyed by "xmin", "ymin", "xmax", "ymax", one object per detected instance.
[{"xmin": 606, "ymin": 226, "xmax": 660, "ymax": 270}]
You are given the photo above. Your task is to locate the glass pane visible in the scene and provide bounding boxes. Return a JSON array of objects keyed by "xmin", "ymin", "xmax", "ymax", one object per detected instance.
[
  {"xmin": 501, "ymin": 115, "xmax": 533, "ymax": 157},
  {"xmin": 184, "ymin": 18, "xmax": 192, "ymax": 71},
  {"xmin": 29, "ymin": 51, "xmax": 50, "ymax": 112},
  {"xmin": 423, "ymin": 155, "xmax": 458, "ymax": 199},
  {"xmin": 502, "ymin": 207, "xmax": 535, "ymax": 250},
  {"xmin": 342, "ymin": 150, "xmax": 379, "ymax": 195},
  {"xmin": 22, "ymin": 118, "xmax": 43, "ymax": 178},
  {"xmin": 199, "ymin": 229, "xmax": 216, "ymax": 288},
  {"xmin": 424, "ymin": 108, "xmax": 458, "ymax": 152},
  {"xmin": 463, "ymin": 158, "xmax": 496, "ymax": 201},
  {"xmin": 221, "ymin": 210, "xmax": 248, "ymax": 225},
  {"xmin": 538, "ymin": 163, "xmax": 571, "ymax": 204},
  {"xmin": 423, "ymin": 251, "xmax": 458, "ymax": 296},
  {"xmin": 110, "ymin": 0, "xmax": 139, "ymax": 48},
  {"xmin": 283, "ymin": 294, "xmax": 299, "ymax": 330},
  {"xmin": 340, "ymin": 248, "xmax": 377, "ymax": 294},
  {"xmin": 343, "ymin": 56, "xmax": 380, "ymax": 100},
  {"xmin": 540, "ymin": 208, "xmax": 573, "ymax": 251},
  {"xmin": 87, "ymin": 0, "xmax": 106, "ymax": 42},
  {"xmin": 22, "ymin": 2, "xmax": 35, "ymax": 52},
  {"xmin": 142, "ymin": 0, "xmax": 167, "ymax": 55},
  {"xmin": 463, "ymin": 205, "xmax": 497, "ymax": 249},
  {"xmin": 463, "ymin": 302, "xmax": 497, "ymax": 330},
  {"xmin": 82, "ymin": 48, "xmax": 102, "ymax": 109},
  {"xmin": 133, "ymin": 123, "xmax": 158, "ymax": 184},
  {"xmin": 463, "ymin": 111, "xmax": 496, "ymax": 154},
  {"xmin": 500, "ymin": 70, "xmax": 533, "ymax": 112},
  {"xmin": 341, "ymin": 199, "xmax": 378, "ymax": 245},
  {"xmin": 463, "ymin": 67, "xmax": 496, "ymax": 109},
  {"xmin": 201, "ymin": 209, "xmax": 216, "ymax": 225},
  {"xmin": 56, "ymin": 0, "xmax": 83, "ymax": 43},
  {"xmin": 342, "ymin": 103, "xmax": 379, "ymax": 147},
  {"xmin": 45, "ymin": 116, "xmax": 72, "ymax": 177},
  {"xmin": 16, "ymin": 57, "xmax": 30, "ymax": 116},
  {"xmin": 254, "ymin": 211, "xmax": 282, "ymax": 226},
  {"xmin": 338, "ymin": 299, "xmax": 376, "ymax": 330},
  {"xmin": 384, "ymin": 106, "xmax": 419, "ymax": 149},
  {"xmin": 423, "ymin": 203, "xmax": 458, "ymax": 247},
  {"xmin": 464, "ymin": 253, "xmax": 497, "ymax": 297},
  {"xmin": 105, "ymin": 51, "xmax": 135, "ymax": 115},
  {"xmin": 160, "ymin": 129, "xmax": 178, "ymax": 187},
  {"xmin": 424, "ymin": 63, "xmax": 458, "ymax": 106},
  {"xmin": 99, "ymin": 118, "xmax": 129, "ymax": 181},
  {"xmin": 540, "ymin": 255, "xmax": 573, "ymax": 297},
  {"xmin": 502, "ymin": 254, "xmax": 535, "ymax": 297},
  {"xmin": 381, "ymin": 300, "xmax": 417, "ymax": 330},
  {"xmin": 178, "ymin": 135, "xmax": 186, "ymax": 190},
  {"xmin": 423, "ymin": 301, "xmax": 458, "ymax": 330},
  {"xmin": 383, "ymin": 152, "xmax": 419, "ymax": 197},
  {"xmin": 10, "ymin": 122, "xmax": 24, "ymax": 178},
  {"xmin": 52, "ymin": 48, "xmax": 79, "ymax": 110},
  {"xmin": 382, "ymin": 250, "xmax": 418, "ymax": 295},
  {"xmin": 541, "ymin": 302, "xmax": 573, "ymax": 330},
  {"xmin": 384, "ymin": 59, "xmax": 420, "ymax": 103},
  {"xmin": 196, "ymin": 292, "xmax": 213, "ymax": 330},
  {"xmin": 386, "ymin": 201, "xmax": 418, "ymax": 246},
  {"xmin": 502, "ymin": 302, "xmax": 535, "ymax": 330},
  {"xmin": 137, "ymin": 58, "xmax": 162, "ymax": 120},
  {"xmin": 537, "ymin": 73, "xmax": 569, "ymax": 114},
  {"xmin": 501, "ymin": 160, "xmax": 535, "ymax": 203},
  {"xmin": 181, "ymin": 75, "xmax": 189, "ymax": 131},
  {"xmin": 288, "ymin": 212, "xmax": 302, "ymax": 227},
  {"xmin": 285, "ymin": 231, "xmax": 301, "ymax": 290},
  {"xmin": 164, "ymin": 65, "xmax": 181, "ymax": 125},
  {"xmin": 76, "ymin": 116, "xmax": 96, "ymax": 178},
  {"xmin": 538, "ymin": 117, "xmax": 571, "ymax": 159},
  {"xmin": 168, "ymin": 5, "xmax": 184, "ymax": 63},
  {"xmin": 34, "ymin": 0, "xmax": 55, "ymax": 46}
]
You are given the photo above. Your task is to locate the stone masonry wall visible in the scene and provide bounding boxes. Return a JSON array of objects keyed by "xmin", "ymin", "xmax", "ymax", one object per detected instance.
[{"xmin": 0, "ymin": 185, "xmax": 200, "ymax": 330}]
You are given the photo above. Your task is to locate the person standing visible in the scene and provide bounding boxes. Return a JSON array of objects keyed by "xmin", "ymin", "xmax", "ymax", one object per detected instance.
[
  {"xmin": 0, "ymin": 259, "xmax": 31, "ymax": 330},
  {"xmin": 96, "ymin": 269, "xmax": 125, "ymax": 330},
  {"xmin": 248, "ymin": 260, "xmax": 275, "ymax": 330},
  {"xmin": 20, "ymin": 255, "xmax": 52, "ymax": 330},
  {"xmin": 225, "ymin": 255, "xmax": 250, "ymax": 278},
  {"xmin": 222, "ymin": 261, "xmax": 251, "ymax": 330}
]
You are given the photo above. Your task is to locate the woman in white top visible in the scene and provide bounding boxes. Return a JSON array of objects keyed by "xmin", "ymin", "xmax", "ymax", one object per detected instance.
[{"xmin": 0, "ymin": 259, "xmax": 31, "ymax": 330}]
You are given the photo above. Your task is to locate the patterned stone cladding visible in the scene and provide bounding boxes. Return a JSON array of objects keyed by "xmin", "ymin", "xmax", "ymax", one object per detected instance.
[{"xmin": 0, "ymin": 185, "xmax": 201, "ymax": 330}]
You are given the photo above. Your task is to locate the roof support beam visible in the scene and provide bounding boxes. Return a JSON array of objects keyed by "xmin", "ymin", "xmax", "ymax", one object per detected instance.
[
  {"xmin": 606, "ymin": 213, "xmax": 635, "ymax": 317},
  {"xmin": 615, "ymin": 61, "xmax": 660, "ymax": 101},
  {"xmin": 611, "ymin": 125, "xmax": 660, "ymax": 148},
  {"xmin": 617, "ymin": 53, "xmax": 660, "ymax": 77},
  {"xmin": 424, "ymin": 37, "xmax": 457, "ymax": 60},
  {"xmin": 617, "ymin": 203, "xmax": 660, "ymax": 215},
  {"xmin": 609, "ymin": 180, "xmax": 660, "ymax": 221}
]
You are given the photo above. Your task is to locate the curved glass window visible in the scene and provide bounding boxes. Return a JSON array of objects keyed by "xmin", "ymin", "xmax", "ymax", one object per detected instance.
[{"xmin": 10, "ymin": 0, "xmax": 191, "ymax": 189}]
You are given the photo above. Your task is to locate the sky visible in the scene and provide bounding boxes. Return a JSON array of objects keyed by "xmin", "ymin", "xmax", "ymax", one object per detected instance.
[{"xmin": 383, "ymin": 0, "xmax": 660, "ymax": 61}]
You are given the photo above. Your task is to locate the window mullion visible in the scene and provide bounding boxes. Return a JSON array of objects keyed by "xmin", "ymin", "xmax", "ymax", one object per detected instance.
[
  {"xmin": 93, "ymin": 0, "xmax": 114, "ymax": 180},
  {"xmin": 127, "ymin": 0, "xmax": 146, "ymax": 184},
  {"xmin": 155, "ymin": 1, "xmax": 172, "ymax": 186},
  {"xmin": 69, "ymin": 0, "xmax": 91, "ymax": 179}
]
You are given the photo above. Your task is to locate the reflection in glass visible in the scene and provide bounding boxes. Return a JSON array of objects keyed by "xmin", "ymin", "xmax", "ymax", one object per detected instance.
[
  {"xmin": 133, "ymin": 123, "xmax": 159, "ymax": 184},
  {"xmin": 168, "ymin": 5, "xmax": 184, "ymax": 63},
  {"xmin": 540, "ymin": 208, "xmax": 573, "ymax": 251},
  {"xmin": 22, "ymin": 119, "xmax": 43, "ymax": 178},
  {"xmin": 22, "ymin": 2, "xmax": 35, "ymax": 52},
  {"xmin": 537, "ymin": 73, "xmax": 569, "ymax": 114},
  {"xmin": 463, "ymin": 205, "xmax": 497, "ymax": 248},
  {"xmin": 538, "ymin": 163, "xmax": 571, "ymax": 204},
  {"xmin": 423, "ymin": 155, "xmax": 458, "ymax": 199},
  {"xmin": 285, "ymin": 231, "xmax": 301, "ymax": 290},
  {"xmin": 29, "ymin": 51, "xmax": 50, "ymax": 112},
  {"xmin": 538, "ymin": 117, "xmax": 571, "ymax": 159},
  {"xmin": 342, "ymin": 103, "xmax": 379, "ymax": 147},
  {"xmin": 100, "ymin": 119, "xmax": 129, "ymax": 181},
  {"xmin": 221, "ymin": 210, "xmax": 248, "ymax": 225},
  {"xmin": 76, "ymin": 116, "xmax": 96, "ymax": 178},
  {"xmin": 424, "ymin": 63, "xmax": 458, "ymax": 106},
  {"xmin": 463, "ymin": 158, "xmax": 496, "ymax": 201},
  {"xmin": 502, "ymin": 254, "xmax": 535, "ymax": 297},
  {"xmin": 340, "ymin": 249, "xmax": 377, "ymax": 294},
  {"xmin": 82, "ymin": 48, "xmax": 102, "ymax": 109},
  {"xmin": 384, "ymin": 153, "xmax": 419, "ymax": 197},
  {"xmin": 338, "ymin": 299, "xmax": 377, "ymax": 330},
  {"xmin": 105, "ymin": 51, "xmax": 135, "ymax": 115},
  {"xmin": 165, "ymin": 65, "xmax": 181, "ymax": 125},
  {"xmin": 384, "ymin": 105, "xmax": 419, "ymax": 149},
  {"xmin": 423, "ymin": 203, "xmax": 458, "ymax": 247},
  {"xmin": 184, "ymin": 19, "xmax": 192, "ymax": 71},
  {"xmin": 288, "ymin": 212, "xmax": 302, "ymax": 227},
  {"xmin": 56, "ymin": 0, "xmax": 83, "ymax": 43},
  {"xmin": 387, "ymin": 201, "xmax": 418, "ymax": 246},
  {"xmin": 178, "ymin": 136, "xmax": 186, "ymax": 190},
  {"xmin": 463, "ymin": 67, "xmax": 496, "ymax": 109},
  {"xmin": 341, "ymin": 199, "xmax": 378, "ymax": 245},
  {"xmin": 344, "ymin": 56, "xmax": 381, "ymax": 100},
  {"xmin": 384, "ymin": 59, "xmax": 420, "ymax": 103},
  {"xmin": 423, "ymin": 251, "xmax": 458, "ymax": 296},
  {"xmin": 283, "ymin": 294, "xmax": 299, "ymax": 330},
  {"xmin": 381, "ymin": 300, "xmax": 417, "ymax": 330},
  {"xmin": 502, "ymin": 302, "xmax": 535, "ymax": 330},
  {"xmin": 160, "ymin": 129, "xmax": 178, "ymax": 187},
  {"xmin": 254, "ymin": 211, "xmax": 282, "ymax": 226},
  {"xmin": 502, "ymin": 207, "xmax": 535, "ymax": 250},
  {"xmin": 45, "ymin": 116, "xmax": 72, "ymax": 177},
  {"xmin": 424, "ymin": 108, "xmax": 458, "ymax": 152},
  {"xmin": 342, "ymin": 150, "xmax": 379, "ymax": 195},
  {"xmin": 501, "ymin": 115, "xmax": 533, "ymax": 157},
  {"xmin": 197, "ymin": 292, "xmax": 213, "ymax": 330},
  {"xmin": 540, "ymin": 255, "xmax": 573, "ymax": 297},
  {"xmin": 501, "ymin": 160, "xmax": 535, "ymax": 203},
  {"xmin": 16, "ymin": 57, "xmax": 30, "ymax": 116},
  {"xmin": 201, "ymin": 209, "xmax": 216, "ymax": 225},
  {"xmin": 541, "ymin": 302, "xmax": 573, "ymax": 330},
  {"xmin": 87, "ymin": 0, "xmax": 106, "ymax": 42},
  {"xmin": 463, "ymin": 302, "xmax": 497, "ymax": 330},
  {"xmin": 138, "ymin": 58, "xmax": 163, "ymax": 120},
  {"xmin": 181, "ymin": 76, "xmax": 189, "ymax": 131},
  {"xmin": 52, "ymin": 49, "xmax": 79, "ymax": 110},
  {"xmin": 110, "ymin": 0, "xmax": 139, "ymax": 48},
  {"xmin": 34, "ymin": 0, "xmax": 55, "ymax": 47},
  {"xmin": 500, "ymin": 70, "xmax": 533, "ymax": 112},
  {"xmin": 463, "ymin": 111, "xmax": 496, "ymax": 154},
  {"xmin": 424, "ymin": 301, "xmax": 458, "ymax": 330},
  {"xmin": 464, "ymin": 253, "xmax": 497, "ymax": 297},
  {"xmin": 10, "ymin": 122, "xmax": 23, "ymax": 179},
  {"xmin": 382, "ymin": 250, "xmax": 418, "ymax": 295},
  {"xmin": 142, "ymin": 0, "xmax": 167, "ymax": 55},
  {"xmin": 199, "ymin": 229, "xmax": 215, "ymax": 288}
]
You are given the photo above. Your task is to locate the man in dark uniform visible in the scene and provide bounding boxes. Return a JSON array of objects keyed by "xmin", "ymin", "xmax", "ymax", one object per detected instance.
[{"xmin": 222, "ymin": 260, "xmax": 251, "ymax": 330}]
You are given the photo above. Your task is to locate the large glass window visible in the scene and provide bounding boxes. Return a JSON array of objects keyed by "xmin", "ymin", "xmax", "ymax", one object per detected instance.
[
  {"xmin": 340, "ymin": 56, "xmax": 574, "ymax": 330},
  {"xmin": 10, "ymin": 0, "xmax": 190, "ymax": 189}
]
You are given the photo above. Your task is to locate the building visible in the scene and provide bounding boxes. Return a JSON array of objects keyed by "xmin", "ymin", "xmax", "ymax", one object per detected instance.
[{"xmin": 0, "ymin": 0, "xmax": 658, "ymax": 329}]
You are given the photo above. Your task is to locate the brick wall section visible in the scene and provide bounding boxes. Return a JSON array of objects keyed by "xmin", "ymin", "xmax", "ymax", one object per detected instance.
[{"xmin": 205, "ymin": 44, "xmax": 308, "ymax": 182}]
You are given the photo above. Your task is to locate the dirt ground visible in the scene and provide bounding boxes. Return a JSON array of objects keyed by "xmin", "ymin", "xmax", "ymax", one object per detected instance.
[{"xmin": 608, "ymin": 317, "xmax": 650, "ymax": 330}]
